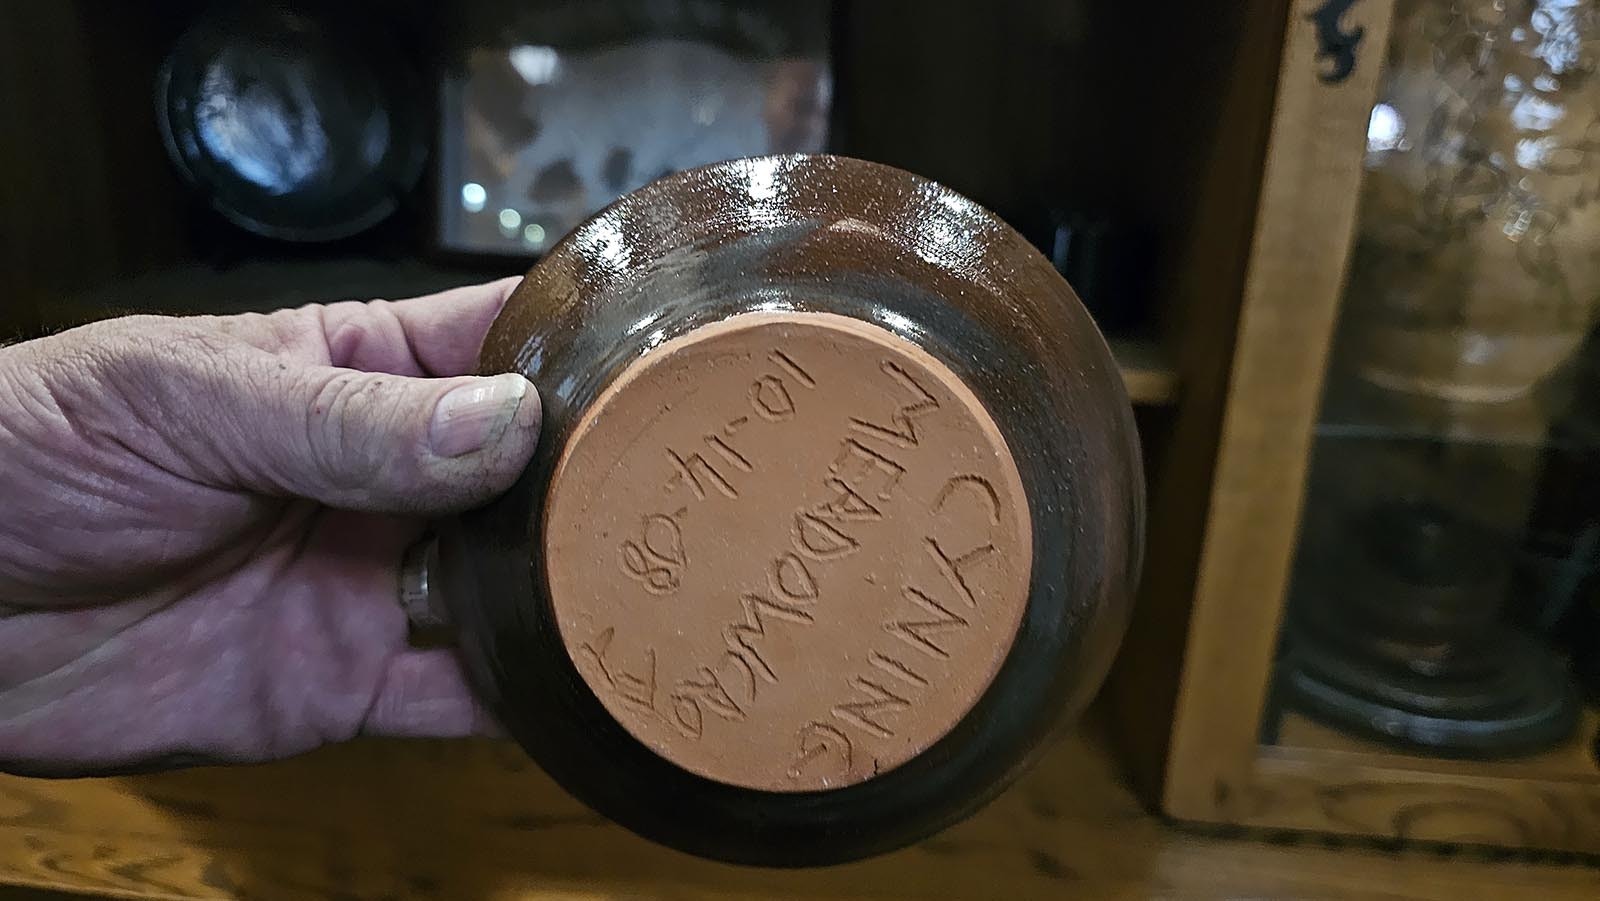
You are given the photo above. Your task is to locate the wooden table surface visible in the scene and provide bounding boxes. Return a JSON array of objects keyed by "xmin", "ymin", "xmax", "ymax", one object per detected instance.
[{"xmin": 2, "ymin": 721, "xmax": 1596, "ymax": 900}]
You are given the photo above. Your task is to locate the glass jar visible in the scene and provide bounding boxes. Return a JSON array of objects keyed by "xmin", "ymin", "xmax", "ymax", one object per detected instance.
[{"xmin": 1347, "ymin": 0, "xmax": 1600, "ymax": 403}]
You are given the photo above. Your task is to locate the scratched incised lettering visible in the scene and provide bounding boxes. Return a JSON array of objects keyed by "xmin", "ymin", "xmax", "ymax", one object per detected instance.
[
  {"xmin": 932, "ymin": 474, "xmax": 1002, "ymax": 524},
  {"xmin": 748, "ymin": 349, "xmax": 817, "ymax": 422},
  {"xmin": 831, "ymin": 676, "xmax": 913, "ymax": 739},
  {"xmin": 577, "ymin": 627, "xmax": 619, "ymax": 687},
  {"xmin": 829, "ymin": 438, "xmax": 905, "ymax": 501},
  {"xmin": 725, "ymin": 592, "xmax": 814, "ymax": 684},
  {"xmin": 705, "ymin": 433, "xmax": 753, "ymax": 472},
  {"xmin": 769, "ymin": 552, "xmax": 818, "ymax": 604},
  {"xmin": 553, "ymin": 319, "xmax": 1032, "ymax": 791},
  {"xmin": 825, "ymin": 470, "xmax": 1014, "ymax": 747},
  {"xmin": 887, "ymin": 586, "xmax": 969, "ymax": 660},
  {"xmin": 616, "ymin": 649, "xmax": 658, "ymax": 713},
  {"xmin": 750, "ymin": 374, "xmax": 797, "ymax": 421},
  {"xmin": 580, "ymin": 627, "xmax": 660, "ymax": 715},
  {"xmin": 669, "ymin": 693, "xmax": 704, "ymax": 739},
  {"xmin": 926, "ymin": 537, "xmax": 996, "ymax": 609},
  {"xmin": 619, "ymin": 513, "xmax": 687, "ymax": 595},
  {"xmin": 722, "ymin": 648, "xmax": 763, "ymax": 702},
  {"xmin": 668, "ymin": 447, "xmax": 739, "ymax": 500},
  {"xmin": 769, "ymin": 349, "xmax": 817, "ymax": 387},
  {"xmin": 808, "ymin": 475, "xmax": 883, "ymax": 524},
  {"xmin": 868, "ymin": 650, "xmax": 929, "ymax": 687},
  {"xmin": 670, "ymin": 665, "xmax": 745, "ymax": 738},
  {"xmin": 788, "ymin": 721, "xmax": 852, "ymax": 780},
  {"xmin": 792, "ymin": 510, "xmax": 861, "ymax": 560},
  {"xmin": 660, "ymin": 346, "xmax": 979, "ymax": 752},
  {"xmin": 849, "ymin": 360, "xmax": 941, "ymax": 448}
]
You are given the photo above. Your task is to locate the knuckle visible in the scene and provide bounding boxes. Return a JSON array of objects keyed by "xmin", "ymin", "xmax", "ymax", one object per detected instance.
[{"xmin": 303, "ymin": 371, "xmax": 397, "ymax": 491}]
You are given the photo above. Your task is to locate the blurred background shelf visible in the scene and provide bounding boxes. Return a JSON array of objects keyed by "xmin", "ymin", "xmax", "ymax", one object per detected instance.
[{"xmin": 1108, "ymin": 336, "xmax": 1177, "ymax": 406}]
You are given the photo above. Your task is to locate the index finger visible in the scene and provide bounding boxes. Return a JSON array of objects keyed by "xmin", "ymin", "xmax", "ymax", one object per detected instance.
[{"xmin": 313, "ymin": 277, "xmax": 523, "ymax": 377}]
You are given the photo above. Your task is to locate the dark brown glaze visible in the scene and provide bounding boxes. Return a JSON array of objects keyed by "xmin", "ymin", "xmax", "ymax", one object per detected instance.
[{"xmin": 433, "ymin": 154, "xmax": 1143, "ymax": 866}]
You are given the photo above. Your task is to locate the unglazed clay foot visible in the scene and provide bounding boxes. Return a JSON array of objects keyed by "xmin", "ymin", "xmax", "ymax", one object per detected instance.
[
  {"xmin": 418, "ymin": 155, "xmax": 1143, "ymax": 866},
  {"xmin": 545, "ymin": 312, "xmax": 1033, "ymax": 792}
]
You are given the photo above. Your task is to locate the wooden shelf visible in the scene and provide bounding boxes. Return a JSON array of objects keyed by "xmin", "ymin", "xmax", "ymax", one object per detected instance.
[
  {"xmin": 1274, "ymin": 707, "xmax": 1600, "ymax": 786},
  {"xmin": 1212, "ymin": 709, "xmax": 1600, "ymax": 854},
  {"xmin": 3, "ymin": 722, "xmax": 1597, "ymax": 900},
  {"xmin": 1110, "ymin": 336, "xmax": 1177, "ymax": 406}
]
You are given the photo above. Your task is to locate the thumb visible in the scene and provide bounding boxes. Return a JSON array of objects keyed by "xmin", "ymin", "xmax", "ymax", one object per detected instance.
[{"xmin": 215, "ymin": 361, "xmax": 541, "ymax": 515}]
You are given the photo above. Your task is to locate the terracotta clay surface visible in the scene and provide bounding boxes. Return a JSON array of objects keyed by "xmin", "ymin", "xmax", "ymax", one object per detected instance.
[{"xmin": 544, "ymin": 311, "xmax": 1032, "ymax": 791}]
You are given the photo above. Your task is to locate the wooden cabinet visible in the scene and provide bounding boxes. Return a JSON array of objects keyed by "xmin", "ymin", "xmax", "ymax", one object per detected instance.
[{"xmin": 1110, "ymin": 0, "xmax": 1600, "ymax": 855}]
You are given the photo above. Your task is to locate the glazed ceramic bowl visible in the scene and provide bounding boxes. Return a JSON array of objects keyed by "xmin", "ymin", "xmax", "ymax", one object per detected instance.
[{"xmin": 419, "ymin": 154, "xmax": 1143, "ymax": 865}]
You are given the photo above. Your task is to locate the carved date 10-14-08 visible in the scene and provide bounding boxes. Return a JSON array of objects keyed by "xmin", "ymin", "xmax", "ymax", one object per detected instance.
[{"xmin": 580, "ymin": 348, "xmax": 1009, "ymax": 783}]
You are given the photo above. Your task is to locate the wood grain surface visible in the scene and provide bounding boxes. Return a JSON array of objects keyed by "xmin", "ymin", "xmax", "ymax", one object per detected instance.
[
  {"xmin": 1158, "ymin": 0, "xmax": 1402, "ymax": 821},
  {"xmin": 1246, "ymin": 755, "xmax": 1600, "ymax": 855},
  {"xmin": 1276, "ymin": 709, "xmax": 1600, "ymax": 785},
  {"xmin": 1, "ymin": 723, "xmax": 1597, "ymax": 900}
]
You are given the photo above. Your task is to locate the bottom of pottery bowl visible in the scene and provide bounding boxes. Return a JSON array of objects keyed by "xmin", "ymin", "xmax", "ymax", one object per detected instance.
[{"xmin": 540, "ymin": 311, "xmax": 1034, "ymax": 793}]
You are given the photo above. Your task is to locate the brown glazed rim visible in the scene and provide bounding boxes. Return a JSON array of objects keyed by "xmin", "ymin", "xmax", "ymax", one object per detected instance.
[{"xmin": 436, "ymin": 154, "xmax": 1144, "ymax": 866}]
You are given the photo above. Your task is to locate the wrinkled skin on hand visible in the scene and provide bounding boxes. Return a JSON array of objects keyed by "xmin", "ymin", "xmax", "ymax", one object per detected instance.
[{"xmin": 0, "ymin": 279, "xmax": 540, "ymax": 776}]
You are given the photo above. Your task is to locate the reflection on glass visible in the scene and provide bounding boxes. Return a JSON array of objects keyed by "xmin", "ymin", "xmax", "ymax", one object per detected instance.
[
  {"xmin": 1345, "ymin": 0, "xmax": 1600, "ymax": 404},
  {"xmin": 437, "ymin": 2, "xmax": 831, "ymax": 256}
]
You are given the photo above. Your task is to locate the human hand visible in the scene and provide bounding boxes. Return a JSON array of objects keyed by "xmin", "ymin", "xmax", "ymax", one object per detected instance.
[{"xmin": 0, "ymin": 279, "xmax": 540, "ymax": 776}]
